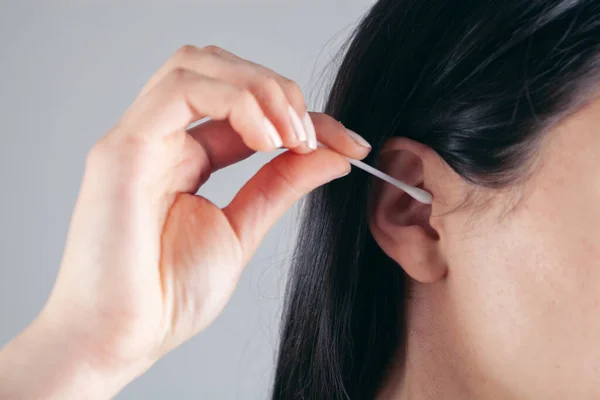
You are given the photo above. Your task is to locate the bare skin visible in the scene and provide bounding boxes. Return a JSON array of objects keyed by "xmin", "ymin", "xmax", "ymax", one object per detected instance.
[
  {"xmin": 4, "ymin": 42, "xmax": 597, "ymax": 400},
  {"xmin": 0, "ymin": 45, "xmax": 371, "ymax": 399},
  {"xmin": 372, "ymin": 95, "xmax": 600, "ymax": 399}
]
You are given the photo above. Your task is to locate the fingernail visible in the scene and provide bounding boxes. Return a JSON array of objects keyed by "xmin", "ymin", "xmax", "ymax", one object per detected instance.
[
  {"xmin": 345, "ymin": 128, "xmax": 371, "ymax": 149},
  {"xmin": 287, "ymin": 105, "xmax": 308, "ymax": 142},
  {"xmin": 263, "ymin": 117, "xmax": 283, "ymax": 149},
  {"xmin": 302, "ymin": 111, "xmax": 318, "ymax": 150}
]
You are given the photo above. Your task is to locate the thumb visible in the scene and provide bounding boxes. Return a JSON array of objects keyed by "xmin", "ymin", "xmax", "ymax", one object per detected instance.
[{"xmin": 222, "ymin": 148, "xmax": 350, "ymax": 262}]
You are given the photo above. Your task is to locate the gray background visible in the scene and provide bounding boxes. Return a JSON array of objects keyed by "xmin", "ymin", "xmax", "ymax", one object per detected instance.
[{"xmin": 0, "ymin": 1, "xmax": 372, "ymax": 398}]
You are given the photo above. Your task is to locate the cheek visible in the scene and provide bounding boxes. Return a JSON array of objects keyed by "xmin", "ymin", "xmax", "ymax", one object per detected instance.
[{"xmin": 444, "ymin": 200, "xmax": 600, "ymax": 395}]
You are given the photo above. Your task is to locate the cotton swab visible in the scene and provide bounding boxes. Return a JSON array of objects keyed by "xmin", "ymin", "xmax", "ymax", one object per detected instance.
[
  {"xmin": 189, "ymin": 118, "xmax": 432, "ymax": 204},
  {"xmin": 316, "ymin": 141, "xmax": 433, "ymax": 205}
]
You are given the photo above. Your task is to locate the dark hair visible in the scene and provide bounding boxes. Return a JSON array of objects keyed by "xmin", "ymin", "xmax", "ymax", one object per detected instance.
[{"xmin": 272, "ymin": 1, "xmax": 600, "ymax": 398}]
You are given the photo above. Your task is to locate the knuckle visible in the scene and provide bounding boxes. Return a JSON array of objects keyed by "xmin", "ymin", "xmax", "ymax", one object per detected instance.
[
  {"xmin": 252, "ymin": 75, "xmax": 283, "ymax": 101},
  {"xmin": 85, "ymin": 140, "xmax": 107, "ymax": 169},
  {"xmin": 281, "ymin": 77, "xmax": 298, "ymax": 92},
  {"xmin": 262, "ymin": 75, "xmax": 281, "ymax": 91},
  {"xmin": 266, "ymin": 159, "xmax": 303, "ymax": 197},
  {"xmin": 175, "ymin": 44, "xmax": 198, "ymax": 60},
  {"xmin": 263, "ymin": 75, "xmax": 282, "ymax": 94},
  {"xmin": 170, "ymin": 67, "xmax": 189, "ymax": 83},
  {"xmin": 225, "ymin": 88, "xmax": 250, "ymax": 124},
  {"xmin": 235, "ymin": 88, "xmax": 257, "ymax": 108},
  {"xmin": 281, "ymin": 77, "xmax": 297, "ymax": 90},
  {"xmin": 201, "ymin": 44, "xmax": 224, "ymax": 55},
  {"xmin": 229, "ymin": 89, "xmax": 260, "ymax": 125},
  {"xmin": 173, "ymin": 45, "xmax": 217, "ymax": 71},
  {"xmin": 282, "ymin": 78, "xmax": 305, "ymax": 105}
]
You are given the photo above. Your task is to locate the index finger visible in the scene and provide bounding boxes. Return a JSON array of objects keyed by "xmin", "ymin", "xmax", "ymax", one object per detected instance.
[{"xmin": 307, "ymin": 112, "xmax": 372, "ymax": 160}]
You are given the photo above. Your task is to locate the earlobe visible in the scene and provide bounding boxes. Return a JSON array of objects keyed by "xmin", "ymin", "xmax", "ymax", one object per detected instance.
[{"xmin": 369, "ymin": 138, "xmax": 447, "ymax": 283}]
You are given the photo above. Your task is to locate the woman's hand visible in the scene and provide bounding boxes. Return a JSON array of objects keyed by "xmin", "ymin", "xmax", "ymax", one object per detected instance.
[{"xmin": 0, "ymin": 45, "xmax": 371, "ymax": 399}]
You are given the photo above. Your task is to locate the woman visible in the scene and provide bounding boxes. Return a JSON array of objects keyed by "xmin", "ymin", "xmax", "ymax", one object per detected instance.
[{"xmin": 2, "ymin": 0, "xmax": 600, "ymax": 398}]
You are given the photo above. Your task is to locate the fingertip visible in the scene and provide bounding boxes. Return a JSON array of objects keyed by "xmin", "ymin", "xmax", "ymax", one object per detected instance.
[
  {"xmin": 308, "ymin": 112, "xmax": 371, "ymax": 160},
  {"xmin": 344, "ymin": 128, "xmax": 372, "ymax": 159},
  {"xmin": 335, "ymin": 167, "xmax": 352, "ymax": 179},
  {"xmin": 312, "ymin": 147, "xmax": 353, "ymax": 182}
]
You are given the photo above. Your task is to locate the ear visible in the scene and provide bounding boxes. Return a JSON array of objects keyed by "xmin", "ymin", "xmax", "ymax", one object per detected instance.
[{"xmin": 369, "ymin": 137, "xmax": 450, "ymax": 283}]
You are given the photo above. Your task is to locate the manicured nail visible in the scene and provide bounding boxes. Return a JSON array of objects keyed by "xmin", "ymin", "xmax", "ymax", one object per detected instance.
[
  {"xmin": 302, "ymin": 112, "xmax": 318, "ymax": 150},
  {"xmin": 287, "ymin": 105, "xmax": 308, "ymax": 142},
  {"xmin": 301, "ymin": 111, "xmax": 315, "ymax": 144},
  {"xmin": 263, "ymin": 117, "xmax": 283, "ymax": 148},
  {"xmin": 345, "ymin": 128, "xmax": 371, "ymax": 149}
]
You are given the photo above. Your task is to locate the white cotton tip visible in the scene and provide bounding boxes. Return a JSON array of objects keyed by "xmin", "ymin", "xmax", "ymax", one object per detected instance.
[{"xmin": 317, "ymin": 140, "xmax": 433, "ymax": 205}]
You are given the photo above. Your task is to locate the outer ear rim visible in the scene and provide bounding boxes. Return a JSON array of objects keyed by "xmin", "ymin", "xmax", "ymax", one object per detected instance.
[{"xmin": 368, "ymin": 139, "xmax": 448, "ymax": 284}]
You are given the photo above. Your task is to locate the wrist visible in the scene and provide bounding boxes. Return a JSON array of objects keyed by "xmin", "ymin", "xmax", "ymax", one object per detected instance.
[{"xmin": 0, "ymin": 311, "xmax": 151, "ymax": 399}]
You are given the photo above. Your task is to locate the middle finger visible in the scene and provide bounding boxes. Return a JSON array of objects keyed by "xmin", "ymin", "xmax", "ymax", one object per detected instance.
[{"xmin": 139, "ymin": 45, "xmax": 318, "ymax": 153}]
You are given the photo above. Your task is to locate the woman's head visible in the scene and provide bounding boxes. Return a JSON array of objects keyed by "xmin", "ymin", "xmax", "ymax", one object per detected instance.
[{"xmin": 273, "ymin": 0, "xmax": 600, "ymax": 398}]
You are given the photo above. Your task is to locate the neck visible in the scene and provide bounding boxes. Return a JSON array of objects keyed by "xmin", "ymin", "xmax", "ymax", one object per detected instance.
[
  {"xmin": 378, "ymin": 326, "xmax": 471, "ymax": 399},
  {"xmin": 376, "ymin": 282, "xmax": 512, "ymax": 400}
]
